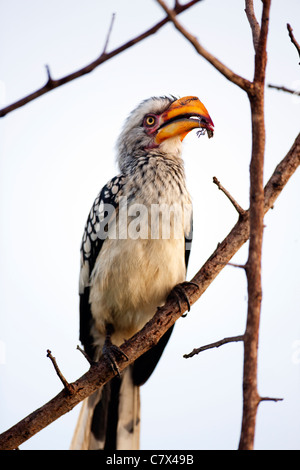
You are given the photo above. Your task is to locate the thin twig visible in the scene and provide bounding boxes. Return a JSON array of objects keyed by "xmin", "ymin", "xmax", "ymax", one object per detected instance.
[
  {"xmin": 227, "ymin": 262, "xmax": 248, "ymax": 270},
  {"xmin": 47, "ymin": 350, "xmax": 74, "ymax": 394},
  {"xmin": 268, "ymin": 84, "xmax": 300, "ymax": 96},
  {"xmin": 184, "ymin": 335, "xmax": 244, "ymax": 359},
  {"xmin": 244, "ymin": 0, "xmax": 261, "ymax": 51},
  {"xmin": 45, "ymin": 65, "xmax": 53, "ymax": 85},
  {"xmin": 260, "ymin": 396, "xmax": 284, "ymax": 403},
  {"xmin": 0, "ymin": 0, "xmax": 202, "ymax": 118},
  {"xmin": 213, "ymin": 176, "xmax": 246, "ymax": 216},
  {"xmin": 102, "ymin": 13, "xmax": 116, "ymax": 55},
  {"xmin": 268, "ymin": 24, "xmax": 300, "ymax": 96},
  {"xmin": 76, "ymin": 345, "xmax": 94, "ymax": 366},
  {"xmin": 287, "ymin": 23, "xmax": 300, "ymax": 63},
  {"xmin": 155, "ymin": 0, "xmax": 253, "ymax": 93}
]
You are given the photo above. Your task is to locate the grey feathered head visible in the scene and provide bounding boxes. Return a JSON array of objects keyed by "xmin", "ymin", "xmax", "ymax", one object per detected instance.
[{"xmin": 116, "ymin": 95, "xmax": 214, "ymax": 173}]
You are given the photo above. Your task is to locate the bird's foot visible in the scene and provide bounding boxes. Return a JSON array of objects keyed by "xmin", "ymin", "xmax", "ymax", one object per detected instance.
[
  {"xmin": 172, "ymin": 281, "xmax": 199, "ymax": 317},
  {"xmin": 102, "ymin": 324, "xmax": 129, "ymax": 377}
]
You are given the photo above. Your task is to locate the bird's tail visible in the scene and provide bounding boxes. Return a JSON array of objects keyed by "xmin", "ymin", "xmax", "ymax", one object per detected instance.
[{"xmin": 70, "ymin": 365, "xmax": 140, "ymax": 450}]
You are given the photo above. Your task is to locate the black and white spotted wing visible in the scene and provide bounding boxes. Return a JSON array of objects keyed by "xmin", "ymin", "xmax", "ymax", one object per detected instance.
[
  {"xmin": 78, "ymin": 172, "xmax": 193, "ymax": 373},
  {"xmin": 79, "ymin": 174, "xmax": 125, "ymax": 358}
]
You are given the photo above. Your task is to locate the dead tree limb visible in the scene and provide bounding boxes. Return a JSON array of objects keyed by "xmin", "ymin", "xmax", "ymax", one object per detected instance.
[
  {"xmin": 268, "ymin": 23, "xmax": 300, "ymax": 93},
  {"xmin": 245, "ymin": 0, "xmax": 261, "ymax": 51},
  {"xmin": 46, "ymin": 350, "xmax": 75, "ymax": 395},
  {"xmin": 0, "ymin": 0, "xmax": 202, "ymax": 118},
  {"xmin": 287, "ymin": 23, "xmax": 300, "ymax": 63},
  {"xmin": 0, "ymin": 131, "xmax": 299, "ymax": 451},
  {"xmin": 212, "ymin": 177, "xmax": 246, "ymax": 216},
  {"xmin": 238, "ymin": 0, "xmax": 270, "ymax": 450},
  {"xmin": 183, "ymin": 335, "xmax": 245, "ymax": 359},
  {"xmin": 267, "ymin": 84, "xmax": 300, "ymax": 96}
]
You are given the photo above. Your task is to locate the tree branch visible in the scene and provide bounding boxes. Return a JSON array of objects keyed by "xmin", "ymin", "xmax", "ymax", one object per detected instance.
[
  {"xmin": 0, "ymin": 132, "xmax": 299, "ymax": 451},
  {"xmin": 0, "ymin": 0, "xmax": 202, "ymax": 118},
  {"xmin": 183, "ymin": 335, "xmax": 244, "ymax": 359},
  {"xmin": 260, "ymin": 396, "xmax": 283, "ymax": 403},
  {"xmin": 287, "ymin": 23, "xmax": 300, "ymax": 64},
  {"xmin": 101, "ymin": 13, "xmax": 116, "ymax": 55},
  {"xmin": 267, "ymin": 84, "xmax": 300, "ymax": 96},
  {"xmin": 155, "ymin": 0, "xmax": 253, "ymax": 93},
  {"xmin": 46, "ymin": 350, "xmax": 75, "ymax": 395},
  {"xmin": 213, "ymin": 176, "xmax": 246, "ymax": 216},
  {"xmin": 238, "ymin": 0, "xmax": 271, "ymax": 450},
  {"xmin": 253, "ymin": 0, "xmax": 270, "ymax": 84},
  {"xmin": 245, "ymin": 0, "xmax": 261, "ymax": 52},
  {"xmin": 76, "ymin": 345, "xmax": 94, "ymax": 366},
  {"xmin": 267, "ymin": 23, "xmax": 300, "ymax": 96}
]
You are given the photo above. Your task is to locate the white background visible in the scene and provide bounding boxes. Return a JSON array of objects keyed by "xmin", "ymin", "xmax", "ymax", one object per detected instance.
[{"xmin": 0, "ymin": 0, "xmax": 299, "ymax": 450}]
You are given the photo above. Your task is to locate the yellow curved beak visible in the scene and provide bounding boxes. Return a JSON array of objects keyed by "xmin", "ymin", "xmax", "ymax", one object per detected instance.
[{"xmin": 155, "ymin": 96, "xmax": 214, "ymax": 144}]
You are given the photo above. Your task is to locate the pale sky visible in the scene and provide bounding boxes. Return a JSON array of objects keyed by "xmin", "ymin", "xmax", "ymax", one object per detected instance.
[{"xmin": 1, "ymin": 0, "xmax": 300, "ymax": 450}]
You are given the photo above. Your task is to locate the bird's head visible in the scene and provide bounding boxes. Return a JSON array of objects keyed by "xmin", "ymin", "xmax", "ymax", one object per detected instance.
[{"xmin": 116, "ymin": 95, "xmax": 214, "ymax": 172}]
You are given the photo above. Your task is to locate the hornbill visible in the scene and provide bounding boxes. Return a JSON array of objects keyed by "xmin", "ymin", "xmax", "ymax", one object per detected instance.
[{"xmin": 70, "ymin": 95, "xmax": 214, "ymax": 450}]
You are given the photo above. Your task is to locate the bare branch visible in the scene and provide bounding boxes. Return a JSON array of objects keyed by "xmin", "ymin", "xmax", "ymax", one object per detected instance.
[
  {"xmin": 287, "ymin": 23, "xmax": 300, "ymax": 64},
  {"xmin": 0, "ymin": 131, "xmax": 298, "ymax": 451},
  {"xmin": 267, "ymin": 24, "xmax": 300, "ymax": 96},
  {"xmin": 101, "ymin": 13, "xmax": 116, "ymax": 55},
  {"xmin": 268, "ymin": 84, "xmax": 300, "ymax": 96},
  {"xmin": 227, "ymin": 262, "xmax": 248, "ymax": 270},
  {"xmin": 45, "ymin": 65, "xmax": 53, "ymax": 85},
  {"xmin": 239, "ymin": 0, "xmax": 272, "ymax": 450},
  {"xmin": 213, "ymin": 176, "xmax": 246, "ymax": 216},
  {"xmin": 245, "ymin": 0, "xmax": 261, "ymax": 51},
  {"xmin": 263, "ymin": 132, "xmax": 300, "ymax": 210},
  {"xmin": 155, "ymin": 0, "xmax": 253, "ymax": 93},
  {"xmin": 76, "ymin": 345, "xmax": 94, "ymax": 366},
  {"xmin": 184, "ymin": 335, "xmax": 244, "ymax": 359},
  {"xmin": 260, "ymin": 396, "xmax": 284, "ymax": 403},
  {"xmin": 46, "ymin": 350, "xmax": 74, "ymax": 395},
  {"xmin": 253, "ymin": 0, "xmax": 271, "ymax": 84},
  {"xmin": 0, "ymin": 0, "xmax": 202, "ymax": 118}
]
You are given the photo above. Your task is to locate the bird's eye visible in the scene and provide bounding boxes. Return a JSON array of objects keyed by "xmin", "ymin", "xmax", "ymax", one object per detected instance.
[{"xmin": 144, "ymin": 115, "xmax": 157, "ymax": 127}]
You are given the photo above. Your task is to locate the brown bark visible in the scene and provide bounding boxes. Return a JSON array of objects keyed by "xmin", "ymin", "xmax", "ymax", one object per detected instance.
[
  {"xmin": 238, "ymin": 0, "xmax": 271, "ymax": 450},
  {"xmin": 156, "ymin": 0, "xmax": 280, "ymax": 450}
]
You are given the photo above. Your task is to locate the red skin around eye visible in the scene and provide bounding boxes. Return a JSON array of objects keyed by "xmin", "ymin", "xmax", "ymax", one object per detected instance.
[
  {"xmin": 143, "ymin": 116, "xmax": 160, "ymax": 149},
  {"xmin": 143, "ymin": 114, "xmax": 160, "ymax": 135}
]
